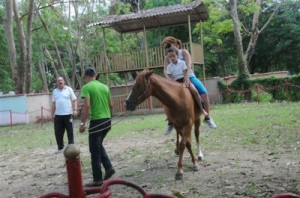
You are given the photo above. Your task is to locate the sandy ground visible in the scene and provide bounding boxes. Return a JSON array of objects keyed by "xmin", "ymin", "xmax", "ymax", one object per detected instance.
[{"xmin": 0, "ymin": 122, "xmax": 299, "ymax": 198}]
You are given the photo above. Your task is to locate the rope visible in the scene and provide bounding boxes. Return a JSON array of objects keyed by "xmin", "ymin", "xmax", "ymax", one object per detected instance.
[{"xmin": 85, "ymin": 111, "xmax": 131, "ymax": 135}]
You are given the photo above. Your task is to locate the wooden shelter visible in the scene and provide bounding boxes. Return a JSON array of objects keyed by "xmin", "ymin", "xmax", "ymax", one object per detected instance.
[{"xmin": 91, "ymin": 1, "xmax": 209, "ymax": 81}]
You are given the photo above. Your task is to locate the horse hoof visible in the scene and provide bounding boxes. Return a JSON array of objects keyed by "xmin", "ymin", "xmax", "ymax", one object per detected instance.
[
  {"xmin": 174, "ymin": 149, "xmax": 179, "ymax": 155},
  {"xmin": 175, "ymin": 172, "xmax": 183, "ymax": 180},
  {"xmin": 192, "ymin": 164, "xmax": 199, "ymax": 171}
]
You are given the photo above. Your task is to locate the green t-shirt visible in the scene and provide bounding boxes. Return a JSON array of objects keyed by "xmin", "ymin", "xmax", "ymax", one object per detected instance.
[{"xmin": 81, "ymin": 80, "xmax": 111, "ymax": 120}]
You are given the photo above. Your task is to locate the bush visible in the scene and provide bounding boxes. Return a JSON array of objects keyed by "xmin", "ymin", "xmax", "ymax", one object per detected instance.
[{"xmin": 251, "ymin": 90, "xmax": 273, "ymax": 103}]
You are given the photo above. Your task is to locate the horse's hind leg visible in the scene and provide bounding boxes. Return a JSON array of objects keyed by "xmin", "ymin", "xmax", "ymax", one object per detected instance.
[{"xmin": 194, "ymin": 118, "xmax": 203, "ymax": 160}]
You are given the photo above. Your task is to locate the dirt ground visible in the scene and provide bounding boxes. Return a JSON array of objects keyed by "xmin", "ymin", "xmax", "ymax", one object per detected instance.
[{"xmin": 0, "ymin": 126, "xmax": 299, "ymax": 198}]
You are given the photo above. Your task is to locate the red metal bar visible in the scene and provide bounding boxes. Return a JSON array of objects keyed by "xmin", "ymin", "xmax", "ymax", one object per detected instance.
[
  {"xmin": 39, "ymin": 145, "xmax": 176, "ymax": 198},
  {"xmin": 39, "ymin": 192, "xmax": 69, "ymax": 198},
  {"xmin": 66, "ymin": 157, "xmax": 85, "ymax": 198}
]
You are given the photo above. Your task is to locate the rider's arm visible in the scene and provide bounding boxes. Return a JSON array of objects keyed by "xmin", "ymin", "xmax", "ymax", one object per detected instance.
[
  {"xmin": 164, "ymin": 56, "xmax": 173, "ymax": 80},
  {"xmin": 182, "ymin": 49, "xmax": 192, "ymax": 83}
]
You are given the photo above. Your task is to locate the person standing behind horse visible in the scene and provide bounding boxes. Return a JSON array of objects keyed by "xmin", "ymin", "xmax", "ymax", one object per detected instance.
[
  {"xmin": 162, "ymin": 36, "xmax": 217, "ymax": 133},
  {"xmin": 79, "ymin": 67, "xmax": 115, "ymax": 187},
  {"xmin": 51, "ymin": 77, "xmax": 78, "ymax": 154}
]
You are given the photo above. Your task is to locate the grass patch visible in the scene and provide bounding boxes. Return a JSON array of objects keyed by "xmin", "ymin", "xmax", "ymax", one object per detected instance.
[{"xmin": 0, "ymin": 102, "xmax": 299, "ymax": 154}]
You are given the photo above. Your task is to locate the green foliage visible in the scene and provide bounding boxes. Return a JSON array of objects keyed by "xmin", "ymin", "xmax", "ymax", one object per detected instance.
[
  {"xmin": 0, "ymin": 67, "xmax": 13, "ymax": 93},
  {"xmin": 113, "ymin": 2, "xmax": 132, "ymax": 14},
  {"xmin": 1, "ymin": 0, "xmax": 299, "ymax": 93},
  {"xmin": 144, "ymin": 0, "xmax": 181, "ymax": 8},
  {"xmin": 0, "ymin": 7, "xmax": 13, "ymax": 93},
  {"xmin": 251, "ymin": 90, "xmax": 273, "ymax": 103},
  {"xmin": 97, "ymin": 73, "xmax": 124, "ymax": 85}
]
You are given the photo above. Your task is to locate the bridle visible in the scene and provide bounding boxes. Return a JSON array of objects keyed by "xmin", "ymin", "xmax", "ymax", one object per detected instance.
[{"xmin": 136, "ymin": 76, "xmax": 152, "ymax": 103}]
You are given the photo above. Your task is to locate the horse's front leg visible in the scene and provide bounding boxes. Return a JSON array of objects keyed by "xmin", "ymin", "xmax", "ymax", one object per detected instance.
[
  {"xmin": 194, "ymin": 118, "xmax": 203, "ymax": 160},
  {"xmin": 185, "ymin": 135, "xmax": 199, "ymax": 172}
]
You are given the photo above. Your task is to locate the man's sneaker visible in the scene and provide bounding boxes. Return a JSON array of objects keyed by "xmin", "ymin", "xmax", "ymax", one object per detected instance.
[
  {"xmin": 204, "ymin": 118, "xmax": 217, "ymax": 129},
  {"xmin": 54, "ymin": 148, "xmax": 64, "ymax": 154},
  {"xmin": 104, "ymin": 168, "xmax": 116, "ymax": 180},
  {"xmin": 164, "ymin": 124, "xmax": 174, "ymax": 135},
  {"xmin": 84, "ymin": 180, "xmax": 103, "ymax": 187}
]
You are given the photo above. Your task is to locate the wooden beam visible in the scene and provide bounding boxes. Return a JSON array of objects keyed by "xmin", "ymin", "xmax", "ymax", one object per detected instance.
[
  {"xmin": 143, "ymin": 25, "xmax": 149, "ymax": 67},
  {"xmin": 102, "ymin": 27, "xmax": 110, "ymax": 86},
  {"xmin": 188, "ymin": 14, "xmax": 194, "ymax": 71},
  {"xmin": 200, "ymin": 21, "xmax": 206, "ymax": 85}
]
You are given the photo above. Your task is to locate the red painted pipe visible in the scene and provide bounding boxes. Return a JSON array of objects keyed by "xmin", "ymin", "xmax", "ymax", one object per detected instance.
[
  {"xmin": 66, "ymin": 157, "xmax": 85, "ymax": 198},
  {"xmin": 272, "ymin": 193, "xmax": 300, "ymax": 198},
  {"xmin": 40, "ymin": 145, "xmax": 176, "ymax": 198},
  {"xmin": 39, "ymin": 192, "xmax": 69, "ymax": 198}
]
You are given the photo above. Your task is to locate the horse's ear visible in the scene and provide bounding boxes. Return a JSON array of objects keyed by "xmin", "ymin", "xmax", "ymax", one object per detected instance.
[{"xmin": 145, "ymin": 70, "xmax": 154, "ymax": 79}]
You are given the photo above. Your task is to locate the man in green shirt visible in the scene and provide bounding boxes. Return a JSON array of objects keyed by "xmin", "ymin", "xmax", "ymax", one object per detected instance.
[{"xmin": 79, "ymin": 67, "xmax": 115, "ymax": 187}]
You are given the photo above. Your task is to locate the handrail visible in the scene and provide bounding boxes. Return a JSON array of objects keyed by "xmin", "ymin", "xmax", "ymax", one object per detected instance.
[{"xmin": 94, "ymin": 42, "xmax": 203, "ymax": 74}]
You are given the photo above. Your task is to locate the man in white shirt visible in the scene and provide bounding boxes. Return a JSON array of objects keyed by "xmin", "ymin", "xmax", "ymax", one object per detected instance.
[{"xmin": 51, "ymin": 77, "xmax": 78, "ymax": 154}]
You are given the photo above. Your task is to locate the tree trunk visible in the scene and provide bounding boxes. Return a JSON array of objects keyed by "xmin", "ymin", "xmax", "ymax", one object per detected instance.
[
  {"xmin": 246, "ymin": 0, "xmax": 283, "ymax": 71},
  {"xmin": 36, "ymin": 9, "xmax": 71, "ymax": 86},
  {"xmin": 229, "ymin": 0, "xmax": 250, "ymax": 77},
  {"xmin": 12, "ymin": 0, "xmax": 27, "ymax": 93},
  {"xmin": 72, "ymin": 1, "xmax": 84, "ymax": 89},
  {"xmin": 67, "ymin": 43, "xmax": 82, "ymax": 89},
  {"xmin": 4, "ymin": 0, "xmax": 22, "ymax": 93},
  {"xmin": 245, "ymin": 0, "xmax": 261, "ymax": 65},
  {"xmin": 41, "ymin": 44, "xmax": 59, "ymax": 78},
  {"xmin": 38, "ymin": 61, "xmax": 49, "ymax": 93},
  {"xmin": 25, "ymin": 0, "xmax": 35, "ymax": 93}
]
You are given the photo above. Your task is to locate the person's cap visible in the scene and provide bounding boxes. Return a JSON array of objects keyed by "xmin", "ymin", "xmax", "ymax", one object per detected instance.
[{"xmin": 84, "ymin": 67, "xmax": 96, "ymax": 76}]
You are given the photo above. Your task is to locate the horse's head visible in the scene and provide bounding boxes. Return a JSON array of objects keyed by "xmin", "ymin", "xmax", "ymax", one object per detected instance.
[{"xmin": 125, "ymin": 69, "xmax": 154, "ymax": 111}]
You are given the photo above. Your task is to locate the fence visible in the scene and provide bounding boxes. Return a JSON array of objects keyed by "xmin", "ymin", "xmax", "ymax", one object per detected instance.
[
  {"xmin": 221, "ymin": 80, "xmax": 300, "ymax": 104},
  {"xmin": 1, "ymin": 80, "xmax": 299, "ymax": 127}
]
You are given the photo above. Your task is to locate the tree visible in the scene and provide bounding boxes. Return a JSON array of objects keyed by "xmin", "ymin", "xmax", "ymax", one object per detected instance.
[
  {"xmin": 250, "ymin": 0, "xmax": 300, "ymax": 74},
  {"xmin": 229, "ymin": 0, "xmax": 283, "ymax": 77},
  {"xmin": 200, "ymin": 0, "xmax": 284, "ymax": 78},
  {"xmin": 3, "ymin": 0, "xmax": 35, "ymax": 94}
]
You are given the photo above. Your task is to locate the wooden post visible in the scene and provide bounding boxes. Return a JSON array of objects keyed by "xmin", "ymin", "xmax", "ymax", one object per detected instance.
[
  {"xmin": 143, "ymin": 25, "xmax": 149, "ymax": 68},
  {"xmin": 102, "ymin": 27, "xmax": 109, "ymax": 86},
  {"xmin": 121, "ymin": 33, "xmax": 129, "ymax": 94},
  {"xmin": 284, "ymin": 80, "xmax": 290, "ymax": 102},
  {"xmin": 188, "ymin": 15, "xmax": 193, "ymax": 71},
  {"xmin": 200, "ymin": 21, "xmax": 206, "ymax": 86}
]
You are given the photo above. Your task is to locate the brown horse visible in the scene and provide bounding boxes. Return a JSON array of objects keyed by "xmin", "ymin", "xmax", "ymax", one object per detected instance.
[{"xmin": 125, "ymin": 69, "xmax": 204, "ymax": 180}]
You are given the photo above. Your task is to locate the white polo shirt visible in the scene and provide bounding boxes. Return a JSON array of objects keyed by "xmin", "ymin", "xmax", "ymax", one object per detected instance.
[
  {"xmin": 166, "ymin": 59, "xmax": 187, "ymax": 81},
  {"xmin": 52, "ymin": 86, "xmax": 77, "ymax": 115}
]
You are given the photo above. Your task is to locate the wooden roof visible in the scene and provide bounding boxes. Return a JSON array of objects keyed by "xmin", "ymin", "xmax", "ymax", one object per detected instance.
[{"xmin": 90, "ymin": 1, "xmax": 209, "ymax": 33}]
